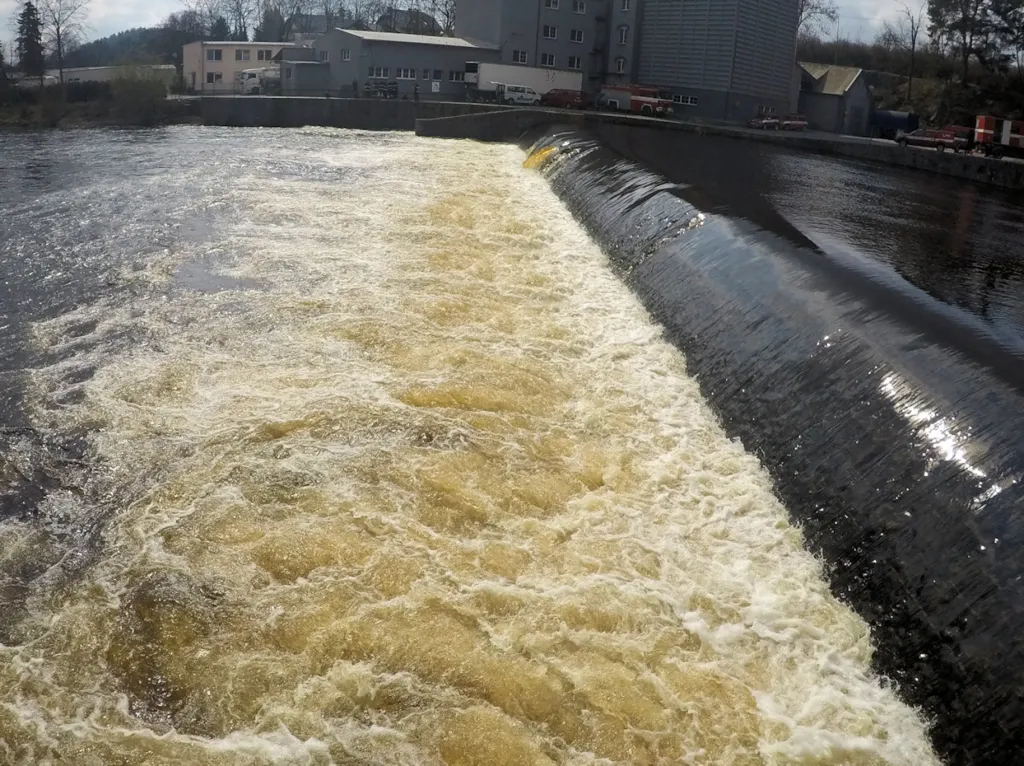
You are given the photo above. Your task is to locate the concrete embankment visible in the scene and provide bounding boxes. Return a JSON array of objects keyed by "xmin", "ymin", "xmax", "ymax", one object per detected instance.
[
  {"xmin": 416, "ymin": 107, "xmax": 1024, "ymax": 190},
  {"xmin": 200, "ymin": 96, "xmax": 505, "ymax": 131}
]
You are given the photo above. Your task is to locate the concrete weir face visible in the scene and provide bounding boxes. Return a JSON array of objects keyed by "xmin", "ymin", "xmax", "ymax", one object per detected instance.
[{"xmin": 519, "ymin": 127, "xmax": 1024, "ymax": 765}]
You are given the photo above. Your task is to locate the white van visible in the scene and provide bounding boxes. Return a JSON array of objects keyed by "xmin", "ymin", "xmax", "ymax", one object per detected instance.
[{"xmin": 496, "ymin": 83, "xmax": 541, "ymax": 106}]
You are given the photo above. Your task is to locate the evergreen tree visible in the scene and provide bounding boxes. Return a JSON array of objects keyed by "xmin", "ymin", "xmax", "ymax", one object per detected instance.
[
  {"xmin": 17, "ymin": 2, "xmax": 46, "ymax": 84},
  {"xmin": 210, "ymin": 16, "xmax": 231, "ymax": 41}
]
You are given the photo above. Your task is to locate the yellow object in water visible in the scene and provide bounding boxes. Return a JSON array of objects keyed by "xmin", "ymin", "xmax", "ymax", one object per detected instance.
[{"xmin": 523, "ymin": 145, "xmax": 557, "ymax": 169}]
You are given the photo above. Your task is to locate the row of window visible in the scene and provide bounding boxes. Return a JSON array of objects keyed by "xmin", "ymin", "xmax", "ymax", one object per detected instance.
[
  {"xmin": 205, "ymin": 48, "xmax": 274, "ymax": 62},
  {"xmin": 319, "ymin": 50, "xmax": 352, "ymax": 62},
  {"xmin": 544, "ymin": 0, "xmax": 589, "ymax": 12},
  {"xmin": 540, "ymin": 25, "xmax": 629, "ymax": 43},
  {"xmin": 367, "ymin": 66, "xmax": 465, "ymax": 81},
  {"xmin": 540, "ymin": 26, "xmax": 586, "ymax": 42},
  {"xmin": 544, "ymin": 0, "xmax": 631, "ymax": 10},
  {"xmin": 673, "ymin": 94, "xmax": 698, "ymax": 106}
]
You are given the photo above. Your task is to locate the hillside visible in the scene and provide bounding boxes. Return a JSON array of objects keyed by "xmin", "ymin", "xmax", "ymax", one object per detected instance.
[{"xmin": 62, "ymin": 27, "xmax": 193, "ymax": 69}]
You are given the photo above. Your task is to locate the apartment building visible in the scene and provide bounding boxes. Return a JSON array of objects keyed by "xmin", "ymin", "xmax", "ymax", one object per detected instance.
[
  {"xmin": 182, "ymin": 41, "xmax": 303, "ymax": 93},
  {"xmin": 455, "ymin": 0, "xmax": 799, "ymax": 121}
]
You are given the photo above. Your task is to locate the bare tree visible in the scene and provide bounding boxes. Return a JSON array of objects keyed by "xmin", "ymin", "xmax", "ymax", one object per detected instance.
[
  {"xmin": 222, "ymin": 0, "xmax": 258, "ymax": 39},
  {"xmin": 798, "ymin": 0, "xmax": 839, "ymax": 35},
  {"xmin": 879, "ymin": 3, "xmax": 925, "ymax": 102},
  {"xmin": 37, "ymin": 0, "xmax": 91, "ymax": 84}
]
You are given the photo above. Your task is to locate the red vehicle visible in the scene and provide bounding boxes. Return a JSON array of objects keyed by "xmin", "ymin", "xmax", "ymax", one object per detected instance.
[
  {"xmin": 975, "ymin": 115, "xmax": 1024, "ymax": 159},
  {"xmin": 896, "ymin": 128, "xmax": 958, "ymax": 151},
  {"xmin": 599, "ymin": 84, "xmax": 674, "ymax": 117},
  {"xmin": 540, "ymin": 88, "xmax": 590, "ymax": 109}
]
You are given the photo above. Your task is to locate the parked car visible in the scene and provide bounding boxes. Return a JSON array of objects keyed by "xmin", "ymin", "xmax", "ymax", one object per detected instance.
[
  {"xmin": 781, "ymin": 114, "xmax": 808, "ymax": 131},
  {"xmin": 896, "ymin": 128, "xmax": 957, "ymax": 151},
  {"xmin": 540, "ymin": 88, "xmax": 590, "ymax": 109},
  {"xmin": 944, "ymin": 125, "xmax": 974, "ymax": 152},
  {"xmin": 495, "ymin": 83, "xmax": 541, "ymax": 106},
  {"xmin": 748, "ymin": 115, "xmax": 780, "ymax": 129}
]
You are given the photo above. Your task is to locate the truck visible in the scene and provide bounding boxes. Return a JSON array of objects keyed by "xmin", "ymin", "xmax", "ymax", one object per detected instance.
[
  {"xmin": 974, "ymin": 115, "xmax": 1024, "ymax": 159},
  {"xmin": 464, "ymin": 62, "xmax": 584, "ymax": 103},
  {"xmin": 238, "ymin": 66, "xmax": 280, "ymax": 96},
  {"xmin": 598, "ymin": 84, "xmax": 674, "ymax": 117}
]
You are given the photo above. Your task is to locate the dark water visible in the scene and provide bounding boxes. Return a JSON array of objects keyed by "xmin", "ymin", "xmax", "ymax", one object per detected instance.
[
  {"xmin": 527, "ymin": 125, "xmax": 1024, "ymax": 765},
  {"xmin": 596, "ymin": 125, "xmax": 1024, "ymax": 350}
]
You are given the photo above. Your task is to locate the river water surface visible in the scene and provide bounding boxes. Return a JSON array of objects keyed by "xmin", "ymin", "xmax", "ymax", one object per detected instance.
[{"xmin": 0, "ymin": 128, "xmax": 940, "ymax": 765}]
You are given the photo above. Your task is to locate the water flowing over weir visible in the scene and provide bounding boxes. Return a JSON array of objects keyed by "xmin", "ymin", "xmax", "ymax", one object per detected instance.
[
  {"xmin": 521, "ymin": 127, "xmax": 1024, "ymax": 765},
  {"xmin": 0, "ymin": 127, "xmax": 945, "ymax": 765}
]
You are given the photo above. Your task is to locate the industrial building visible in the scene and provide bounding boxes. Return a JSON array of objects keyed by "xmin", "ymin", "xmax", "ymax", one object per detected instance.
[
  {"xmin": 283, "ymin": 30, "xmax": 499, "ymax": 99},
  {"xmin": 797, "ymin": 62, "xmax": 872, "ymax": 136},
  {"xmin": 455, "ymin": 0, "xmax": 800, "ymax": 121}
]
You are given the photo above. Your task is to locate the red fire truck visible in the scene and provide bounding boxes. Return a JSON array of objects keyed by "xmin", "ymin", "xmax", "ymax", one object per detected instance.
[
  {"xmin": 599, "ymin": 84, "xmax": 674, "ymax": 117},
  {"xmin": 974, "ymin": 115, "xmax": 1024, "ymax": 159}
]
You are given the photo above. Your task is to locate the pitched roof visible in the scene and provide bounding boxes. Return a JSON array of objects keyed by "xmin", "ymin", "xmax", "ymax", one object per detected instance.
[
  {"xmin": 336, "ymin": 29, "xmax": 496, "ymax": 49},
  {"xmin": 798, "ymin": 62, "xmax": 863, "ymax": 96}
]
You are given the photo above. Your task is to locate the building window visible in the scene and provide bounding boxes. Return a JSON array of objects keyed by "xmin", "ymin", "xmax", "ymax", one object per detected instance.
[
  {"xmin": 541, "ymin": 53, "xmax": 556, "ymax": 67},
  {"xmin": 257, "ymin": 49, "xmax": 273, "ymax": 61},
  {"xmin": 544, "ymin": 0, "xmax": 559, "ymax": 7},
  {"xmin": 342, "ymin": 49, "xmax": 351, "ymax": 61},
  {"xmin": 433, "ymin": 68, "xmax": 443, "ymax": 80},
  {"xmin": 673, "ymin": 94, "xmax": 698, "ymax": 106},
  {"xmin": 206, "ymin": 72, "xmax": 222, "ymax": 84},
  {"xmin": 621, "ymin": 0, "xmax": 630, "ymax": 9},
  {"xmin": 285, "ymin": 67, "xmax": 292, "ymax": 79},
  {"xmin": 449, "ymin": 70, "xmax": 465, "ymax": 81},
  {"xmin": 570, "ymin": 29, "xmax": 584, "ymax": 43},
  {"xmin": 422, "ymin": 67, "xmax": 431, "ymax": 79},
  {"xmin": 618, "ymin": 25, "xmax": 629, "ymax": 44},
  {"xmin": 235, "ymin": 49, "xmax": 250, "ymax": 61},
  {"xmin": 615, "ymin": 57, "xmax": 626, "ymax": 74},
  {"xmin": 512, "ymin": 49, "xmax": 528, "ymax": 64},
  {"xmin": 568, "ymin": 56, "xmax": 581, "ymax": 69},
  {"xmin": 396, "ymin": 67, "xmax": 416, "ymax": 79},
  {"xmin": 206, "ymin": 49, "xmax": 222, "ymax": 61},
  {"xmin": 573, "ymin": 0, "xmax": 586, "ymax": 12},
  {"xmin": 319, "ymin": 50, "xmax": 330, "ymax": 62},
  {"xmin": 543, "ymin": 25, "xmax": 557, "ymax": 39},
  {"xmin": 369, "ymin": 66, "xmax": 389, "ymax": 78}
]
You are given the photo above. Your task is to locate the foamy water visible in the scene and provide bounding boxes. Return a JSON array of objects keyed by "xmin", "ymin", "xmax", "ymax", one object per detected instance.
[{"xmin": 0, "ymin": 129, "xmax": 939, "ymax": 765}]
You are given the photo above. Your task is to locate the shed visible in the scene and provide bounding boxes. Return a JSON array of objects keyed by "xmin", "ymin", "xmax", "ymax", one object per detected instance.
[{"xmin": 797, "ymin": 62, "xmax": 872, "ymax": 136}]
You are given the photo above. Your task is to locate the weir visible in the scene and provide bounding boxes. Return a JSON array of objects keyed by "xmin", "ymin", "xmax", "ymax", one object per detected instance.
[{"xmin": 520, "ymin": 126, "xmax": 1024, "ymax": 764}]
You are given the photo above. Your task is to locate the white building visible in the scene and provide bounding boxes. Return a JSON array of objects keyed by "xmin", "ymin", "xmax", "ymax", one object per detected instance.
[{"xmin": 182, "ymin": 41, "xmax": 304, "ymax": 93}]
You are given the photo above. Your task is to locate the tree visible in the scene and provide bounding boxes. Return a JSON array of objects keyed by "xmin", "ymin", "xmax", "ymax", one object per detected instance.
[
  {"xmin": 798, "ymin": 0, "xmax": 839, "ymax": 35},
  {"xmin": 928, "ymin": 0, "xmax": 996, "ymax": 82},
  {"xmin": 221, "ymin": 0, "xmax": 257, "ymax": 40},
  {"xmin": 17, "ymin": 2, "xmax": 46, "ymax": 85},
  {"xmin": 210, "ymin": 15, "xmax": 231, "ymax": 39},
  {"xmin": 38, "ymin": 0, "xmax": 91, "ymax": 84},
  {"xmin": 879, "ymin": 3, "xmax": 925, "ymax": 101}
]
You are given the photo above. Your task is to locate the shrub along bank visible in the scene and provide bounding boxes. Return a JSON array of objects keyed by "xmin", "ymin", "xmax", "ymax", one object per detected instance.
[{"xmin": 0, "ymin": 78, "xmax": 198, "ymax": 129}]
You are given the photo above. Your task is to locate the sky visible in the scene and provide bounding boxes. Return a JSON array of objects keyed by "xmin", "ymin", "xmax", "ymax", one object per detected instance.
[{"xmin": 1, "ymin": 0, "xmax": 909, "ymax": 54}]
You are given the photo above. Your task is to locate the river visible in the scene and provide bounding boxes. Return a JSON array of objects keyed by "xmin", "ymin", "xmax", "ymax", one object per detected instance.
[{"xmin": 0, "ymin": 127, "xmax": 947, "ymax": 765}]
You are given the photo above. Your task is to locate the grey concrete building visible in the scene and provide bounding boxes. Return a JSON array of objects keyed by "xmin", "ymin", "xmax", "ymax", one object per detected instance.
[
  {"xmin": 457, "ymin": 0, "xmax": 613, "ymax": 89},
  {"xmin": 797, "ymin": 62, "xmax": 872, "ymax": 136},
  {"xmin": 283, "ymin": 29, "xmax": 499, "ymax": 98},
  {"xmin": 456, "ymin": 0, "xmax": 799, "ymax": 121}
]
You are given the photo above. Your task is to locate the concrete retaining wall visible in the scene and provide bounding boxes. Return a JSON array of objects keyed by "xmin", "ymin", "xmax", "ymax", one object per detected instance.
[
  {"xmin": 201, "ymin": 96, "xmax": 504, "ymax": 131},
  {"xmin": 414, "ymin": 108, "xmax": 1024, "ymax": 190}
]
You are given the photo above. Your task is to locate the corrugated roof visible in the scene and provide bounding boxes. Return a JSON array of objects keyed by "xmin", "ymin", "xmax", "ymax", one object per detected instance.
[
  {"xmin": 799, "ymin": 62, "xmax": 863, "ymax": 96},
  {"xmin": 336, "ymin": 29, "xmax": 496, "ymax": 49}
]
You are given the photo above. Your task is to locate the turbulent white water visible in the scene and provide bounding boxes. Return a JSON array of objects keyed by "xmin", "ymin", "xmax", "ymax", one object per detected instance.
[{"xmin": 0, "ymin": 129, "xmax": 940, "ymax": 765}]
